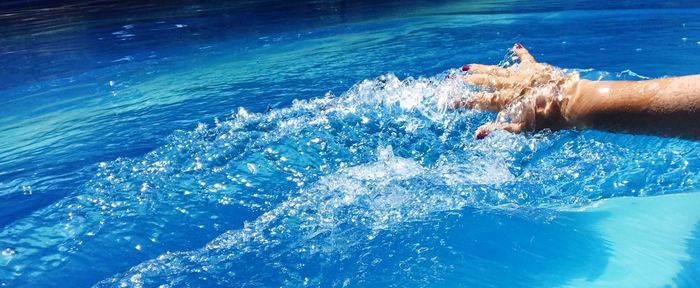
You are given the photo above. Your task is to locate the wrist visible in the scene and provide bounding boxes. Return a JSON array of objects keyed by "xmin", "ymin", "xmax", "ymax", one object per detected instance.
[{"xmin": 559, "ymin": 75, "xmax": 584, "ymax": 122}]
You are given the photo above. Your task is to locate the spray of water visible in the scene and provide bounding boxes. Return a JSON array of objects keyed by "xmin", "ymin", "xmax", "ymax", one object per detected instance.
[{"xmin": 0, "ymin": 72, "xmax": 696, "ymax": 287}]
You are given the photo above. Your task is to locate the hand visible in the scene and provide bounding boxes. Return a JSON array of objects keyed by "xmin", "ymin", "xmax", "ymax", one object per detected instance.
[{"xmin": 452, "ymin": 44, "xmax": 580, "ymax": 139}]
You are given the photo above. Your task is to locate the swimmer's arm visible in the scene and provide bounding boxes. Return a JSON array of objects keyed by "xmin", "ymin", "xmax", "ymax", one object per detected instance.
[
  {"xmin": 459, "ymin": 44, "xmax": 700, "ymax": 139},
  {"xmin": 563, "ymin": 75, "xmax": 700, "ymax": 136}
]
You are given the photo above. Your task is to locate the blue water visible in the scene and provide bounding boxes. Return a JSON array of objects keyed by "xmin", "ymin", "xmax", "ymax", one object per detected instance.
[{"xmin": 1, "ymin": 1, "xmax": 700, "ymax": 287}]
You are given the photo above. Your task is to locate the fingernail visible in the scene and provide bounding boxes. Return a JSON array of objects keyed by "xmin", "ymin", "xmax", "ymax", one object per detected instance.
[
  {"xmin": 461, "ymin": 64, "xmax": 470, "ymax": 71},
  {"xmin": 475, "ymin": 129, "xmax": 488, "ymax": 140},
  {"xmin": 514, "ymin": 43, "xmax": 523, "ymax": 49}
]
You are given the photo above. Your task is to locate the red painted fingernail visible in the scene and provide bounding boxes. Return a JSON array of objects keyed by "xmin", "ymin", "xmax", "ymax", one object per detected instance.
[
  {"xmin": 475, "ymin": 129, "xmax": 488, "ymax": 140},
  {"xmin": 461, "ymin": 64, "xmax": 470, "ymax": 71},
  {"xmin": 514, "ymin": 43, "xmax": 523, "ymax": 49}
]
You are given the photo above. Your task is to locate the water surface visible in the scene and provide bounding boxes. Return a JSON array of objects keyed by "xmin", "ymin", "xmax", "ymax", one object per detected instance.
[{"xmin": 1, "ymin": 1, "xmax": 699, "ymax": 287}]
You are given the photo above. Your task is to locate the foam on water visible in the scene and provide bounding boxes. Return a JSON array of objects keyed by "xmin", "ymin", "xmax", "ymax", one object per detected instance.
[{"xmin": 1, "ymin": 72, "xmax": 698, "ymax": 286}]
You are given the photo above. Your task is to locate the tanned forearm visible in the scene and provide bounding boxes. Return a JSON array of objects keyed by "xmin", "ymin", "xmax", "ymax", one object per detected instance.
[
  {"xmin": 459, "ymin": 43, "xmax": 700, "ymax": 139},
  {"xmin": 563, "ymin": 76, "xmax": 700, "ymax": 138}
]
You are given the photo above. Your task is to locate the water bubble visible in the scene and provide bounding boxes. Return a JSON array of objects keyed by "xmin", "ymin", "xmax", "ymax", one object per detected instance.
[
  {"xmin": 2, "ymin": 248, "xmax": 16, "ymax": 257},
  {"xmin": 246, "ymin": 163, "xmax": 257, "ymax": 174}
]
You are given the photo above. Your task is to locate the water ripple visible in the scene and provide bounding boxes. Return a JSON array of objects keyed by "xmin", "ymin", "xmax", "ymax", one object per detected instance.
[{"xmin": 3, "ymin": 71, "xmax": 693, "ymax": 286}]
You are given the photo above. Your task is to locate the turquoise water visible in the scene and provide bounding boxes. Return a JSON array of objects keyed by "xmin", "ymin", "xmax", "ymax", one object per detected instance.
[{"xmin": 1, "ymin": 1, "xmax": 699, "ymax": 287}]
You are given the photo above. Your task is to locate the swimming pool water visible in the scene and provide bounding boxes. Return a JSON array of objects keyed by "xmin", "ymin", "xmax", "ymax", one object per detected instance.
[{"xmin": 1, "ymin": 1, "xmax": 699, "ymax": 287}]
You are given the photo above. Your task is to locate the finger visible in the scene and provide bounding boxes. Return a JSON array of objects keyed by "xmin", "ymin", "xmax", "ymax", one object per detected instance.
[
  {"xmin": 449, "ymin": 96, "xmax": 467, "ymax": 109},
  {"xmin": 462, "ymin": 74, "xmax": 520, "ymax": 89},
  {"xmin": 501, "ymin": 122, "xmax": 527, "ymax": 133},
  {"xmin": 474, "ymin": 122, "xmax": 527, "ymax": 139},
  {"xmin": 474, "ymin": 122, "xmax": 496, "ymax": 139},
  {"xmin": 462, "ymin": 64, "xmax": 510, "ymax": 77},
  {"xmin": 513, "ymin": 43, "xmax": 536, "ymax": 63},
  {"xmin": 463, "ymin": 90, "xmax": 519, "ymax": 111}
]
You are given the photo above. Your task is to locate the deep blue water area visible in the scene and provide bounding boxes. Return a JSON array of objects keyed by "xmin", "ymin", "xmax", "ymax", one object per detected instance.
[{"xmin": 1, "ymin": 1, "xmax": 700, "ymax": 287}]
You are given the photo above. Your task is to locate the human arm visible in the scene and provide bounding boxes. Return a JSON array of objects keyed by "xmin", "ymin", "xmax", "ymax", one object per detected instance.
[
  {"xmin": 562, "ymin": 76, "xmax": 700, "ymax": 138},
  {"xmin": 454, "ymin": 44, "xmax": 700, "ymax": 139}
]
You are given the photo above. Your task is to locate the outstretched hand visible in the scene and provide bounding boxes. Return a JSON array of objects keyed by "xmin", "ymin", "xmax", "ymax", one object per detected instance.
[{"xmin": 453, "ymin": 44, "xmax": 580, "ymax": 139}]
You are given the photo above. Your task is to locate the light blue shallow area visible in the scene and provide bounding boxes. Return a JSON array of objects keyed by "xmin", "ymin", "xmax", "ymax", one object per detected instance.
[
  {"xmin": 564, "ymin": 192, "xmax": 700, "ymax": 288},
  {"xmin": 0, "ymin": 1, "xmax": 699, "ymax": 287}
]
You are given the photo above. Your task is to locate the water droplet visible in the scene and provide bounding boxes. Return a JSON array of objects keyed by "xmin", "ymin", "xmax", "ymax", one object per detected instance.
[
  {"xmin": 2, "ymin": 248, "xmax": 16, "ymax": 257},
  {"xmin": 247, "ymin": 163, "xmax": 257, "ymax": 173}
]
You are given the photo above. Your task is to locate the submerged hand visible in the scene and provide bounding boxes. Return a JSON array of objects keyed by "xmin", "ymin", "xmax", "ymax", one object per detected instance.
[{"xmin": 452, "ymin": 44, "xmax": 579, "ymax": 139}]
